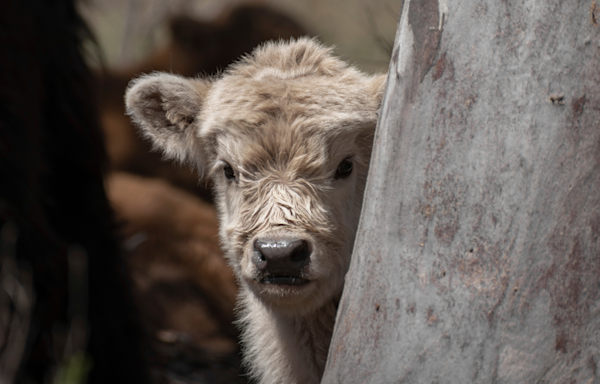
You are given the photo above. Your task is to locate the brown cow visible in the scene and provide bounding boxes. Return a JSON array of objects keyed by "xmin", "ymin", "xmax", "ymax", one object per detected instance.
[{"xmin": 107, "ymin": 172, "xmax": 247, "ymax": 381}]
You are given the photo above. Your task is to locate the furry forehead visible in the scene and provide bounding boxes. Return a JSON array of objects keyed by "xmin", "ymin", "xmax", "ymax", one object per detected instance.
[{"xmin": 201, "ymin": 38, "xmax": 385, "ymax": 138}]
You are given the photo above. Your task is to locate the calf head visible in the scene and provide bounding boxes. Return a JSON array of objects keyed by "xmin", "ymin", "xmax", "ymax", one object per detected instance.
[{"xmin": 126, "ymin": 38, "xmax": 385, "ymax": 316}]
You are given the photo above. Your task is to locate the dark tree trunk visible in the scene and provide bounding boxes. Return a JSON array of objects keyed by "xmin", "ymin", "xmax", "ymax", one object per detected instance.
[{"xmin": 323, "ymin": 0, "xmax": 600, "ymax": 382}]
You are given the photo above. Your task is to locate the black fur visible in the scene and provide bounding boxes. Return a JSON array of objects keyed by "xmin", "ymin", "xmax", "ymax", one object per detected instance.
[{"xmin": 0, "ymin": 0, "xmax": 150, "ymax": 382}]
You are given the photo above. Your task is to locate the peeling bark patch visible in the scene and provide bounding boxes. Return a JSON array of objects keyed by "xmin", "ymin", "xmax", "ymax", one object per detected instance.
[
  {"xmin": 392, "ymin": 47, "xmax": 400, "ymax": 77},
  {"xmin": 426, "ymin": 307, "xmax": 438, "ymax": 325},
  {"xmin": 589, "ymin": 355, "xmax": 597, "ymax": 376},
  {"xmin": 408, "ymin": 0, "xmax": 443, "ymax": 87},
  {"xmin": 591, "ymin": 214, "xmax": 600, "ymax": 242},
  {"xmin": 464, "ymin": 95, "xmax": 476, "ymax": 109},
  {"xmin": 596, "ymin": 135, "xmax": 600, "ymax": 168},
  {"xmin": 533, "ymin": 230, "xmax": 600, "ymax": 358},
  {"xmin": 471, "ymin": 204, "xmax": 485, "ymax": 232},
  {"xmin": 370, "ymin": 298, "xmax": 388, "ymax": 351},
  {"xmin": 555, "ymin": 332, "xmax": 568, "ymax": 353},
  {"xmin": 432, "ymin": 53, "xmax": 447, "ymax": 81},
  {"xmin": 424, "ymin": 173, "xmax": 463, "ymax": 248},
  {"xmin": 572, "ymin": 95, "xmax": 586, "ymax": 118},
  {"xmin": 450, "ymin": 239, "xmax": 512, "ymax": 315},
  {"xmin": 592, "ymin": 2, "xmax": 598, "ymax": 27},
  {"xmin": 549, "ymin": 94, "xmax": 565, "ymax": 105},
  {"xmin": 551, "ymin": 240, "xmax": 584, "ymax": 326},
  {"xmin": 437, "ymin": 136, "xmax": 446, "ymax": 152},
  {"xmin": 486, "ymin": 273, "xmax": 509, "ymax": 324},
  {"xmin": 419, "ymin": 204, "xmax": 435, "ymax": 219},
  {"xmin": 434, "ymin": 221, "xmax": 459, "ymax": 245},
  {"xmin": 473, "ymin": 2, "xmax": 488, "ymax": 17}
]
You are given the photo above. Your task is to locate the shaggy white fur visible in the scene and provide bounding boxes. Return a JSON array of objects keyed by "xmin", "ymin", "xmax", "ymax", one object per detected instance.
[{"xmin": 125, "ymin": 38, "xmax": 386, "ymax": 384}]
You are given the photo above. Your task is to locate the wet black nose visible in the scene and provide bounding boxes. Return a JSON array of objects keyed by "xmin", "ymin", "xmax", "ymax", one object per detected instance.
[{"xmin": 252, "ymin": 238, "xmax": 311, "ymax": 276}]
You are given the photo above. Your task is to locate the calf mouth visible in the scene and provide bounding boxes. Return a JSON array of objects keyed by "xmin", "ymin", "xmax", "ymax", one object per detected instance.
[{"xmin": 260, "ymin": 276, "xmax": 309, "ymax": 286}]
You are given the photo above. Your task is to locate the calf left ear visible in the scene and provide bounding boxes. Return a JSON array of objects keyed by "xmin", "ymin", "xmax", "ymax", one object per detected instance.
[
  {"xmin": 125, "ymin": 72, "xmax": 212, "ymax": 174},
  {"xmin": 368, "ymin": 73, "xmax": 388, "ymax": 108}
]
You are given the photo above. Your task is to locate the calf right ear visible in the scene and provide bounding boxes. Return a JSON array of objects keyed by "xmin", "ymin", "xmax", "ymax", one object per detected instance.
[{"xmin": 125, "ymin": 73, "xmax": 212, "ymax": 174}]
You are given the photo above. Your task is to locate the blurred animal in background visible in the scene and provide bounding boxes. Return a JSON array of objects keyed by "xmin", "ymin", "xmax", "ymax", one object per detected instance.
[
  {"xmin": 0, "ymin": 0, "xmax": 149, "ymax": 383},
  {"xmin": 100, "ymin": 3, "xmax": 309, "ymax": 201},
  {"xmin": 107, "ymin": 173, "xmax": 238, "ymax": 347},
  {"xmin": 125, "ymin": 38, "xmax": 386, "ymax": 384}
]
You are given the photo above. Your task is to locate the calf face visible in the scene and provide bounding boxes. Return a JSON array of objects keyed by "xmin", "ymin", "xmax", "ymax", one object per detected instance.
[{"xmin": 126, "ymin": 38, "xmax": 385, "ymax": 317}]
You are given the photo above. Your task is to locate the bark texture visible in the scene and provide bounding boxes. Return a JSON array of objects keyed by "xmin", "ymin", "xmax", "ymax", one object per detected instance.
[{"xmin": 322, "ymin": 0, "xmax": 600, "ymax": 382}]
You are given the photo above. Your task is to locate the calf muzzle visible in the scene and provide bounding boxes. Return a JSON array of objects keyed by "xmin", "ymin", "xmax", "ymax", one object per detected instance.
[{"xmin": 252, "ymin": 238, "xmax": 311, "ymax": 285}]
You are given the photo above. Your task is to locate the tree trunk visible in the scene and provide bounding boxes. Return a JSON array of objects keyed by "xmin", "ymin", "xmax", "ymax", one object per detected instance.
[{"xmin": 322, "ymin": 0, "xmax": 600, "ymax": 382}]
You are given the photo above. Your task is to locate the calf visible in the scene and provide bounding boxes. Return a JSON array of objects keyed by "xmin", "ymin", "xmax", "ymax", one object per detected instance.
[{"xmin": 126, "ymin": 38, "xmax": 386, "ymax": 384}]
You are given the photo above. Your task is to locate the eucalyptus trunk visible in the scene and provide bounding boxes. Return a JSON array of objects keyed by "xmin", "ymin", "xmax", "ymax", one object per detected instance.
[{"xmin": 322, "ymin": 0, "xmax": 600, "ymax": 382}]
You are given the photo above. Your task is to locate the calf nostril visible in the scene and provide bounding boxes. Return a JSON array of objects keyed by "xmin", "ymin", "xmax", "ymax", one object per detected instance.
[
  {"xmin": 290, "ymin": 240, "xmax": 310, "ymax": 263},
  {"xmin": 252, "ymin": 248, "xmax": 267, "ymax": 271}
]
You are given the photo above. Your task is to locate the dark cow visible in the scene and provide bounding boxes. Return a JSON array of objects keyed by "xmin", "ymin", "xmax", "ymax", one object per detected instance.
[{"xmin": 0, "ymin": 0, "xmax": 149, "ymax": 382}]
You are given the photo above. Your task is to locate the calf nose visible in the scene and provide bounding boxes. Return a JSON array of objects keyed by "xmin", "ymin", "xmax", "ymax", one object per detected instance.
[{"xmin": 252, "ymin": 238, "xmax": 311, "ymax": 275}]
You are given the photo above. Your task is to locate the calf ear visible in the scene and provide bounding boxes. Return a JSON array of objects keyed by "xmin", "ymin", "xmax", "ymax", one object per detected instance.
[
  {"xmin": 125, "ymin": 73, "xmax": 211, "ymax": 174},
  {"xmin": 368, "ymin": 73, "xmax": 388, "ymax": 108}
]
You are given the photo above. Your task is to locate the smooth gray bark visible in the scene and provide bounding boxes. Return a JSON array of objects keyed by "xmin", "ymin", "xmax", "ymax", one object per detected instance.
[{"xmin": 322, "ymin": 0, "xmax": 600, "ymax": 383}]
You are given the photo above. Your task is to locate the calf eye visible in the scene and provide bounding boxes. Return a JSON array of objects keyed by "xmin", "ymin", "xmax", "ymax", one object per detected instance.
[
  {"xmin": 335, "ymin": 159, "xmax": 353, "ymax": 180},
  {"xmin": 223, "ymin": 163, "xmax": 235, "ymax": 180}
]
